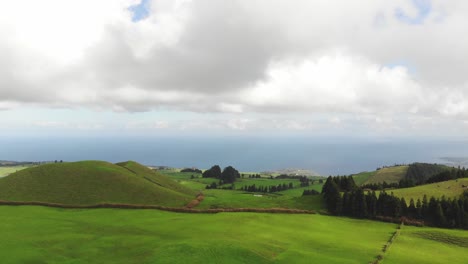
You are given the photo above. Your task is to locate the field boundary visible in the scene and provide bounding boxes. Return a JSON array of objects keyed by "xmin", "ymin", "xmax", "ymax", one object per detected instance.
[
  {"xmin": 0, "ymin": 200, "xmax": 315, "ymax": 214},
  {"xmin": 369, "ymin": 222, "xmax": 403, "ymax": 264}
]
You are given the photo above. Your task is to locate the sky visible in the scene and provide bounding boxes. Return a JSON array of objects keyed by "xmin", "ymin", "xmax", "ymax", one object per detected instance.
[{"xmin": 1, "ymin": 0, "xmax": 468, "ymax": 139}]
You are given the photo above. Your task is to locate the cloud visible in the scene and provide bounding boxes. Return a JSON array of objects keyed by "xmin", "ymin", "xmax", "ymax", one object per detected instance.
[{"xmin": 1, "ymin": 0, "xmax": 468, "ymax": 128}]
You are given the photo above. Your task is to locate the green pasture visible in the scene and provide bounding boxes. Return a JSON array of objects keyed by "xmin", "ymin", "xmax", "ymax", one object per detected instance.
[
  {"xmin": 390, "ymin": 178, "xmax": 468, "ymax": 202},
  {"xmin": 352, "ymin": 171, "xmax": 376, "ymax": 186},
  {"xmin": 0, "ymin": 206, "xmax": 396, "ymax": 264},
  {"xmin": 0, "ymin": 161, "xmax": 194, "ymax": 207},
  {"xmin": 384, "ymin": 225, "xmax": 468, "ymax": 264},
  {"xmin": 365, "ymin": 166, "xmax": 408, "ymax": 184},
  {"xmin": 197, "ymin": 189, "xmax": 323, "ymax": 211}
]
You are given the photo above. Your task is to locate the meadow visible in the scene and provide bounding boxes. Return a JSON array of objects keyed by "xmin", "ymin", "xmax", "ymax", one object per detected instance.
[
  {"xmin": 0, "ymin": 206, "xmax": 396, "ymax": 264},
  {"xmin": 351, "ymin": 171, "xmax": 376, "ymax": 186},
  {"xmin": 0, "ymin": 163, "xmax": 467, "ymax": 263},
  {"xmin": 390, "ymin": 178, "xmax": 468, "ymax": 202},
  {"xmin": 364, "ymin": 166, "xmax": 408, "ymax": 184},
  {"xmin": 0, "ymin": 161, "xmax": 194, "ymax": 207},
  {"xmin": 161, "ymin": 170, "xmax": 325, "ymax": 210},
  {"xmin": 384, "ymin": 225, "xmax": 468, "ymax": 264}
]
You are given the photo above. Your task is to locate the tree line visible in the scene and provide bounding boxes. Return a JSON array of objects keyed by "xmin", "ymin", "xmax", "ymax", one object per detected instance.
[
  {"xmin": 322, "ymin": 176, "xmax": 468, "ymax": 229},
  {"xmin": 240, "ymin": 183, "xmax": 294, "ymax": 193},
  {"xmin": 362, "ymin": 166, "xmax": 468, "ymax": 190},
  {"xmin": 302, "ymin": 189, "xmax": 320, "ymax": 196},
  {"xmin": 202, "ymin": 165, "xmax": 240, "ymax": 184}
]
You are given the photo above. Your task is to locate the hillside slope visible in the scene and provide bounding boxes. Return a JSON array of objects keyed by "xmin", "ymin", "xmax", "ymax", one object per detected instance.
[
  {"xmin": 0, "ymin": 161, "xmax": 195, "ymax": 207},
  {"xmin": 352, "ymin": 166, "xmax": 408, "ymax": 186},
  {"xmin": 116, "ymin": 161, "xmax": 195, "ymax": 195},
  {"xmin": 390, "ymin": 178, "xmax": 468, "ymax": 202}
]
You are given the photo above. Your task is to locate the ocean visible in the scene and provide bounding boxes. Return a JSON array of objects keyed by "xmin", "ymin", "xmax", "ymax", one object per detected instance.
[{"xmin": 1, "ymin": 136, "xmax": 468, "ymax": 175}]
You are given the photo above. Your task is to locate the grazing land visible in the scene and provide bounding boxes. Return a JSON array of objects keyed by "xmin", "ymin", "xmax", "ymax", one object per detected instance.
[
  {"xmin": 390, "ymin": 178, "xmax": 468, "ymax": 202},
  {"xmin": 384, "ymin": 225, "xmax": 468, "ymax": 264},
  {"xmin": 351, "ymin": 171, "xmax": 376, "ymax": 186},
  {"xmin": 0, "ymin": 162, "xmax": 467, "ymax": 263},
  {"xmin": 363, "ymin": 166, "xmax": 409, "ymax": 184},
  {"xmin": 197, "ymin": 189, "xmax": 323, "ymax": 210},
  {"xmin": 0, "ymin": 161, "xmax": 194, "ymax": 207},
  {"xmin": 0, "ymin": 206, "xmax": 396, "ymax": 264},
  {"xmin": 161, "ymin": 170, "xmax": 325, "ymax": 210}
]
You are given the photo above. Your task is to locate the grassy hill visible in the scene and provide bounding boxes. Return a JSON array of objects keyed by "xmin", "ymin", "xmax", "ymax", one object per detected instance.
[
  {"xmin": 370, "ymin": 166, "xmax": 409, "ymax": 184},
  {"xmin": 0, "ymin": 161, "xmax": 195, "ymax": 207},
  {"xmin": 351, "ymin": 171, "xmax": 376, "ymax": 186},
  {"xmin": 116, "ymin": 161, "xmax": 195, "ymax": 195},
  {"xmin": 358, "ymin": 166, "xmax": 409, "ymax": 185},
  {"xmin": 390, "ymin": 178, "xmax": 468, "ymax": 202}
]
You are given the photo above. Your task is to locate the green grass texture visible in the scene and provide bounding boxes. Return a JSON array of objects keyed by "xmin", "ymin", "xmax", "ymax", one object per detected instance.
[
  {"xmin": 0, "ymin": 161, "xmax": 195, "ymax": 207},
  {"xmin": 0, "ymin": 206, "xmax": 396, "ymax": 264}
]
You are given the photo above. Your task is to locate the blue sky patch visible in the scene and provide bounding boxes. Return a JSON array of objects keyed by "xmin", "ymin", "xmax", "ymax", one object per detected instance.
[
  {"xmin": 385, "ymin": 59, "xmax": 417, "ymax": 74},
  {"xmin": 129, "ymin": 0, "xmax": 150, "ymax": 22},
  {"xmin": 395, "ymin": 0, "xmax": 431, "ymax": 25}
]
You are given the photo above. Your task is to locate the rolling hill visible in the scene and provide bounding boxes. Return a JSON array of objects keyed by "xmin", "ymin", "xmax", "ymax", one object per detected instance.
[
  {"xmin": 353, "ymin": 163, "xmax": 452, "ymax": 186},
  {"xmin": 352, "ymin": 166, "xmax": 409, "ymax": 185},
  {"xmin": 390, "ymin": 178, "xmax": 468, "ymax": 202},
  {"xmin": 0, "ymin": 160, "xmax": 195, "ymax": 207}
]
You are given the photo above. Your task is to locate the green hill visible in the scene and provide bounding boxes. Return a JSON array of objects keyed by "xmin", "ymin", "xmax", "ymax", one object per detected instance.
[
  {"xmin": 390, "ymin": 178, "xmax": 468, "ymax": 202},
  {"xmin": 116, "ymin": 161, "xmax": 195, "ymax": 195},
  {"xmin": 354, "ymin": 166, "xmax": 409, "ymax": 185},
  {"xmin": 0, "ymin": 161, "xmax": 195, "ymax": 207},
  {"xmin": 353, "ymin": 163, "xmax": 451, "ymax": 186}
]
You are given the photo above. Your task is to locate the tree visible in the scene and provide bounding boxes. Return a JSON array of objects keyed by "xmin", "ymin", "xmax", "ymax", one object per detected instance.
[
  {"xmin": 434, "ymin": 203, "xmax": 447, "ymax": 227},
  {"xmin": 408, "ymin": 198, "xmax": 417, "ymax": 218},
  {"xmin": 202, "ymin": 165, "xmax": 222, "ymax": 178},
  {"xmin": 324, "ymin": 180, "xmax": 342, "ymax": 214},
  {"xmin": 220, "ymin": 166, "xmax": 240, "ymax": 184}
]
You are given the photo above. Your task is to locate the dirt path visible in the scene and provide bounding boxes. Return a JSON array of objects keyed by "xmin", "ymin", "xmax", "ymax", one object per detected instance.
[
  {"xmin": 369, "ymin": 222, "xmax": 403, "ymax": 264},
  {"xmin": 185, "ymin": 193, "xmax": 204, "ymax": 209}
]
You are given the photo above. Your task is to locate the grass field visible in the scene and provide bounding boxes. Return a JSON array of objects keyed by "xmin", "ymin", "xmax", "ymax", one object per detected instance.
[
  {"xmin": 197, "ymin": 189, "xmax": 323, "ymax": 210},
  {"xmin": 0, "ymin": 166, "xmax": 30, "ymax": 177},
  {"xmin": 352, "ymin": 171, "xmax": 376, "ymax": 186},
  {"xmin": 364, "ymin": 166, "xmax": 408, "ymax": 184},
  {"xmin": 384, "ymin": 225, "xmax": 468, "ymax": 264},
  {"xmin": 0, "ymin": 161, "xmax": 195, "ymax": 207},
  {"xmin": 0, "ymin": 206, "xmax": 397, "ymax": 264},
  {"xmin": 390, "ymin": 178, "xmax": 468, "ymax": 202},
  {"xmin": 160, "ymin": 170, "xmax": 325, "ymax": 210}
]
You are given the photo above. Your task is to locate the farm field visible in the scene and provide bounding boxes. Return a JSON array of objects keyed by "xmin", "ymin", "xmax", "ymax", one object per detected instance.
[
  {"xmin": 161, "ymin": 171, "xmax": 326, "ymax": 191},
  {"xmin": 161, "ymin": 170, "xmax": 325, "ymax": 210},
  {"xmin": 384, "ymin": 225, "xmax": 468, "ymax": 264},
  {"xmin": 198, "ymin": 189, "xmax": 323, "ymax": 210},
  {"xmin": 390, "ymin": 178, "xmax": 468, "ymax": 202},
  {"xmin": 0, "ymin": 206, "xmax": 396, "ymax": 264}
]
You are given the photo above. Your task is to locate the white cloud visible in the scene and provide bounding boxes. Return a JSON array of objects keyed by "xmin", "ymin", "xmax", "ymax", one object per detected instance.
[{"xmin": 1, "ymin": 0, "xmax": 468, "ymax": 135}]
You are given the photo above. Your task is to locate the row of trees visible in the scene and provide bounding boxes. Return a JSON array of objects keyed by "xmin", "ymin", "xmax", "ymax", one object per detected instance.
[
  {"xmin": 240, "ymin": 183, "xmax": 294, "ymax": 193},
  {"xmin": 302, "ymin": 189, "xmax": 320, "ymax": 196},
  {"xmin": 202, "ymin": 165, "xmax": 240, "ymax": 184},
  {"xmin": 181, "ymin": 168, "xmax": 202, "ymax": 174},
  {"xmin": 361, "ymin": 181, "xmax": 399, "ymax": 190},
  {"xmin": 322, "ymin": 176, "xmax": 468, "ymax": 229},
  {"xmin": 361, "ymin": 166, "xmax": 468, "ymax": 190}
]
